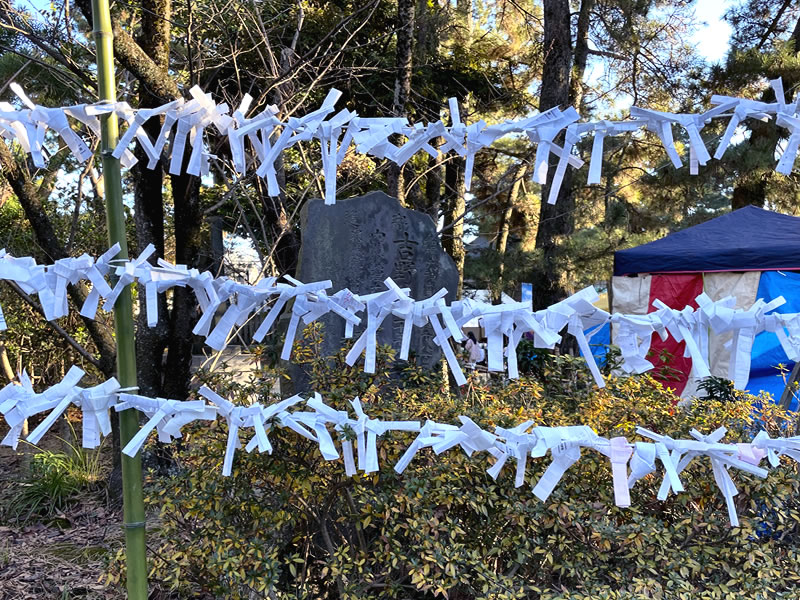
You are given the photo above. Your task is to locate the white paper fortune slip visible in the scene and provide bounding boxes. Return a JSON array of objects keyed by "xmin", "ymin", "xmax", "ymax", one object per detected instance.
[
  {"xmin": 4, "ymin": 78, "xmax": 798, "ymax": 205},
  {"xmin": 0, "ymin": 366, "xmax": 796, "ymax": 528}
]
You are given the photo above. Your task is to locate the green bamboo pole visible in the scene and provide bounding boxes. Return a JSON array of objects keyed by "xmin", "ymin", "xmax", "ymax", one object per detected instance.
[{"xmin": 89, "ymin": 0, "xmax": 148, "ymax": 597}]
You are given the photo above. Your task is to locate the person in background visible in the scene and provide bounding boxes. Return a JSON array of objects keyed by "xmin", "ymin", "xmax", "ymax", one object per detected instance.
[{"xmin": 462, "ymin": 331, "xmax": 484, "ymax": 369}]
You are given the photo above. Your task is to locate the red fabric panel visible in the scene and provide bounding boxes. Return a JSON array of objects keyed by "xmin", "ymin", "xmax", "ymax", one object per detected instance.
[{"xmin": 647, "ymin": 274, "xmax": 704, "ymax": 394}]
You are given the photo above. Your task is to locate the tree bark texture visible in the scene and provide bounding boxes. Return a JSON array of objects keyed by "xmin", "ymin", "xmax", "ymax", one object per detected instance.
[
  {"xmin": 163, "ymin": 170, "xmax": 203, "ymax": 400},
  {"xmin": 532, "ymin": 0, "xmax": 573, "ymax": 309},
  {"xmin": 78, "ymin": 0, "xmax": 205, "ymax": 399},
  {"xmin": 387, "ymin": 0, "xmax": 416, "ymax": 203},
  {"xmin": 75, "ymin": 0, "xmax": 180, "ymax": 102},
  {"xmin": 569, "ymin": 0, "xmax": 594, "ymax": 109},
  {"xmin": 442, "ymin": 153, "xmax": 466, "ymax": 298},
  {"xmin": 131, "ymin": 0, "xmax": 173, "ymax": 398}
]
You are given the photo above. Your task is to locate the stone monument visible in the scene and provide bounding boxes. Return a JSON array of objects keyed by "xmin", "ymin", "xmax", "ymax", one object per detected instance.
[{"xmin": 295, "ymin": 191, "xmax": 459, "ymax": 369}]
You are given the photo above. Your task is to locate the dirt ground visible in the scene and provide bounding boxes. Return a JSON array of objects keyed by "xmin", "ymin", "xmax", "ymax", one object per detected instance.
[{"xmin": 0, "ymin": 416, "xmax": 126, "ymax": 600}]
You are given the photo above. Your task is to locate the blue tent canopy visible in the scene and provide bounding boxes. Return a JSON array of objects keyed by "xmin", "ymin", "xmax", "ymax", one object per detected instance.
[
  {"xmin": 614, "ymin": 206, "xmax": 800, "ymax": 276},
  {"xmin": 746, "ymin": 271, "xmax": 800, "ymax": 412}
]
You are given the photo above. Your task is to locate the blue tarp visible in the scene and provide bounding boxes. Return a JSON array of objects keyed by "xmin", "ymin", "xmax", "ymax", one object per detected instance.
[
  {"xmin": 586, "ymin": 322, "xmax": 611, "ymax": 367},
  {"xmin": 614, "ymin": 206, "xmax": 800, "ymax": 276},
  {"xmin": 747, "ymin": 271, "xmax": 800, "ymax": 411}
]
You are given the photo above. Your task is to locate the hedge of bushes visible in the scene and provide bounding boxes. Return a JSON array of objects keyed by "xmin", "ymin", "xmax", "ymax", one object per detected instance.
[{"xmin": 108, "ymin": 327, "xmax": 800, "ymax": 599}]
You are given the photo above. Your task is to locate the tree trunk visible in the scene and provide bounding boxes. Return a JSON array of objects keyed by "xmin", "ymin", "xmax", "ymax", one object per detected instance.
[
  {"xmin": 162, "ymin": 170, "xmax": 203, "ymax": 400},
  {"xmin": 569, "ymin": 0, "xmax": 594, "ymax": 109},
  {"xmin": 0, "ymin": 341, "xmax": 14, "ymax": 382},
  {"xmin": 413, "ymin": 0, "xmax": 442, "ymax": 219},
  {"xmin": 132, "ymin": 126, "xmax": 170, "ymax": 398},
  {"xmin": 423, "ymin": 139, "xmax": 443, "ymax": 221},
  {"xmin": 77, "ymin": 0, "xmax": 202, "ymax": 403},
  {"xmin": 131, "ymin": 0, "xmax": 173, "ymax": 398},
  {"xmin": 442, "ymin": 151, "xmax": 466, "ymax": 298},
  {"xmin": 494, "ymin": 164, "xmax": 527, "ymax": 302},
  {"xmin": 75, "ymin": 0, "xmax": 180, "ymax": 100},
  {"xmin": 81, "ymin": 0, "xmax": 207, "ymax": 401},
  {"xmin": 387, "ymin": 0, "xmax": 416, "ymax": 203},
  {"xmin": 531, "ymin": 0, "xmax": 573, "ymax": 309}
]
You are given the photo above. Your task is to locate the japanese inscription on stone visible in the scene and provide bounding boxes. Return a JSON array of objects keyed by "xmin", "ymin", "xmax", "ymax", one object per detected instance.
[{"xmin": 296, "ymin": 191, "xmax": 459, "ymax": 369}]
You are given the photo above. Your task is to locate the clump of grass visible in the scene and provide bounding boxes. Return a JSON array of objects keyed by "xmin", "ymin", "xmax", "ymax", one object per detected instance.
[{"xmin": 6, "ymin": 422, "xmax": 106, "ymax": 523}]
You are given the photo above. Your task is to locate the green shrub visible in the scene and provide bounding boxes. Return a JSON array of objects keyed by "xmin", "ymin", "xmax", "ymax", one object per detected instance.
[
  {"xmin": 696, "ymin": 376, "xmax": 741, "ymax": 403},
  {"xmin": 5, "ymin": 426, "xmax": 106, "ymax": 522},
  {"xmin": 109, "ymin": 328, "xmax": 800, "ymax": 599}
]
